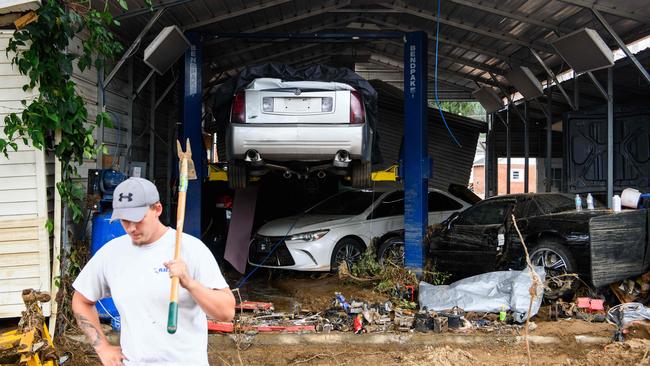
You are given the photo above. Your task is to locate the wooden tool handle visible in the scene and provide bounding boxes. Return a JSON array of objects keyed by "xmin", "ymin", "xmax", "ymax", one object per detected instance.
[{"xmin": 168, "ymin": 156, "xmax": 188, "ymax": 334}]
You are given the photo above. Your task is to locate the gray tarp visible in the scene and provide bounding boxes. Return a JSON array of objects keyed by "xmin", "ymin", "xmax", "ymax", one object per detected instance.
[{"xmin": 419, "ymin": 267, "xmax": 546, "ymax": 323}]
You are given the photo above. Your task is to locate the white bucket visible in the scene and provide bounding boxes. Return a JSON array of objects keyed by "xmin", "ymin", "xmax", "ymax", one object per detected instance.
[{"xmin": 622, "ymin": 188, "xmax": 642, "ymax": 209}]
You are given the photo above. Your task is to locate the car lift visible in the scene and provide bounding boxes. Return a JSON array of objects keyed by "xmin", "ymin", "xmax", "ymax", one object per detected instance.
[{"xmin": 183, "ymin": 31, "xmax": 430, "ymax": 272}]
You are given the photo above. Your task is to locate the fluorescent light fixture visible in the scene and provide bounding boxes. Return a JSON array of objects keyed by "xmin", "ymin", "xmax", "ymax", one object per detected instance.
[
  {"xmin": 551, "ymin": 28, "xmax": 614, "ymax": 74},
  {"xmin": 505, "ymin": 66, "xmax": 543, "ymax": 100},
  {"xmin": 144, "ymin": 26, "xmax": 191, "ymax": 75},
  {"xmin": 472, "ymin": 87, "xmax": 504, "ymax": 114}
]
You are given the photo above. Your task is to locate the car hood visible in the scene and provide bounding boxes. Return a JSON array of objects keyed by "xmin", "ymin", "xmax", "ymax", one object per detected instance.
[{"xmin": 256, "ymin": 214, "xmax": 357, "ymax": 236}]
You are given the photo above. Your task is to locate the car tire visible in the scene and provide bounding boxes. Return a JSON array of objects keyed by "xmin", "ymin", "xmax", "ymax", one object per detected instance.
[
  {"xmin": 330, "ymin": 238, "xmax": 365, "ymax": 273},
  {"xmin": 378, "ymin": 236, "xmax": 405, "ymax": 267},
  {"xmin": 530, "ymin": 240, "xmax": 578, "ymax": 299},
  {"xmin": 351, "ymin": 160, "xmax": 371, "ymax": 188},
  {"xmin": 228, "ymin": 160, "xmax": 247, "ymax": 189}
]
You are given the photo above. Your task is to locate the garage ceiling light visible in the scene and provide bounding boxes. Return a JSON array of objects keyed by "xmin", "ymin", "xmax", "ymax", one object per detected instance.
[
  {"xmin": 144, "ymin": 25, "xmax": 191, "ymax": 75},
  {"xmin": 472, "ymin": 87, "xmax": 504, "ymax": 114},
  {"xmin": 505, "ymin": 66, "xmax": 543, "ymax": 100},
  {"xmin": 551, "ymin": 28, "xmax": 614, "ymax": 74}
]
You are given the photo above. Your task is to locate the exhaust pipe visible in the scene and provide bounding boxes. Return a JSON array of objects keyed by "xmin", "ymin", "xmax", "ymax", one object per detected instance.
[
  {"xmin": 283, "ymin": 171, "xmax": 292, "ymax": 179},
  {"xmin": 317, "ymin": 170, "xmax": 326, "ymax": 179},
  {"xmin": 244, "ymin": 150, "xmax": 264, "ymax": 166},
  {"xmin": 333, "ymin": 150, "xmax": 351, "ymax": 168}
]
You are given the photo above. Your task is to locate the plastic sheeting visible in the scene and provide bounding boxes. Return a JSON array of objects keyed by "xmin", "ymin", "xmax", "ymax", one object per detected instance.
[
  {"xmin": 419, "ymin": 267, "xmax": 546, "ymax": 323},
  {"xmin": 607, "ymin": 302, "xmax": 650, "ymax": 327}
]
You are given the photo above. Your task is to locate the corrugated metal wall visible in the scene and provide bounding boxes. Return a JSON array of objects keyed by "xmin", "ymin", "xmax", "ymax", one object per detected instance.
[{"xmin": 370, "ymin": 80, "xmax": 486, "ymax": 191}]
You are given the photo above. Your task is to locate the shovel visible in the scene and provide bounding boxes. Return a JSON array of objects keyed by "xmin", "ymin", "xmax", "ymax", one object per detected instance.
[{"xmin": 167, "ymin": 138, "xmax": 197, "ymax": 334}]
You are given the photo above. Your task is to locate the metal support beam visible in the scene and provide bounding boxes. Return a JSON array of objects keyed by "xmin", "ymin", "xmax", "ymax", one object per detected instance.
[
  {"xmin": 183, "ymin": 0, "xmax": 292, "ymax": 31},
  {"xmin": 180, "ymin": 32, "xmax": 203, "ymax": 238},
  {"xmin": 149, "ymin": 76, "xmax": 156, "ymax": 180},
  {"xmin": 133, "ymin": 69, "xmax": 156, "ymax": 100},
  {"xmin": 591, "ymin": 8, "xmax": 650, "ymax": 86},
  {"xmin": 559, "ymin": 0, "xmax": 648, "ymax": 24},
  {"xmin": 385, "ymin": 2, "xmax": 553, "ymax": 52},
  {"xmin": 524, "ymin": 102, "xmax": 529, "ymax": 193},
  {"xmin": 403, "ymin": 31, "xmax": 429, "ymax": 274},
  {"xmin": 573, "ymin": 71, "xmax": 580, "ymax": 110},
  {"xmin": 360, "ymin": 16, "xmax": 530, "ymax": 67},
  {"xmin": 530, "ymin": 48, "xmax": 576, "ymax": 110},
  {"xmin": 607, "ymin": 68, "xmax": 614, "ymax": 208},
  {"xmin": 125, "ymin": 58, "xmax": 134, "ymax": 173},
  {"xmin": 485, "ymin": 114, "xmax": 491, "ymax": 198},
  {"xmin": 448, "ymin": 0, "xmax": 571, "ymax": 34},
  {"xmin": 96, "ymin": 66, "xmax": 105, "ymax": 169},
  {"xmin": 105, "ymin": 8, "xmax": 165, "ymax": 88},
  {"xmin": 506, "ymin": 106, "xmax": 511, "ymax": 195},
  {"xmin": 115, "ymin": 0, "xmax": 191, "ymax": 20},
  {"xmin": 204, "ymin": 2, "xmax": 351, "ymax": 47},
  {"xmin": 586, "ymin": 71, "xmax": 609, "ymax": 100},
  {"xmin": 545, "ymin": 82, "xmax": 552, "ymax": 192},
  {"xmin": 155, "ymin": 77, "xmax": 179, "ymax": 110}
]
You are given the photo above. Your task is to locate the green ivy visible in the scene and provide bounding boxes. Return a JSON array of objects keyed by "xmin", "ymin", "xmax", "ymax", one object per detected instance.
[{"xmin": 2, "ymin": 0, "xmax": 137, "ymax": 222}]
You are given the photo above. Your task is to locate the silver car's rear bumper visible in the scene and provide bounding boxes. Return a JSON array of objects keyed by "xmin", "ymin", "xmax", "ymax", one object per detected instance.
[{"xmin": 228, "ymin": 123, "xmax": 369, "ymax": 161}]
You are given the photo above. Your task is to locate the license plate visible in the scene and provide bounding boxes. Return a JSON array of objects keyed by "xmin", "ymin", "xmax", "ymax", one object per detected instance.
[{"xmin": 274, "ymin": 97, "xmax": 320, "ymax": 113}]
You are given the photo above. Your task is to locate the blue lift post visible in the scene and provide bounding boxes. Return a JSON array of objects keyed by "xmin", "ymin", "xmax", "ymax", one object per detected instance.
[
  {"xmin": 181, "ymin": 32, "xmax": 203, "ymax": 238},
  {"xmin": 403, "ymin": 31, "xmax": 430, "ymax": 273}
]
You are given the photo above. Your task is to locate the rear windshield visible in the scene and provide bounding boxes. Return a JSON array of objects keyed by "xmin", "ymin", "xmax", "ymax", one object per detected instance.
[
  {"xmin": 534, "ymin": 194, "xmax": 576, "ymax": 214},
  {"xmin": 306, "ymin": 190, "xmax": 377, "ymax": 215}
]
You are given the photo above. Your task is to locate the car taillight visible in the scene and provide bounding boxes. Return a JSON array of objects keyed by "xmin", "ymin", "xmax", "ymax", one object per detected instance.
[
  {"xmin": 350, "ymin": 91, "xmax": 365, "ymax": 124},
  {"xmin": 231, "ymin": 90, "xmax": 246, "ymax": 123}
]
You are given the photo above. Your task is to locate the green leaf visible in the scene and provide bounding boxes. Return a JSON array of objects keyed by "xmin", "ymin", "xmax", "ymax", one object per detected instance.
[
  {"xmin": 45, "ymin": 219, "xmax": 54, "ymax": 234},
  {"xmin": 118, "ymin": 0, "xmax": 129, "ymax": 10}
]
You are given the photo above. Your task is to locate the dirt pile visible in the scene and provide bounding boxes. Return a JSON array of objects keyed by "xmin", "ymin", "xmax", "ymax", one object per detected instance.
[{"xmin": 565, "ymin": 339, "xmax": 650, "ymax": 366}]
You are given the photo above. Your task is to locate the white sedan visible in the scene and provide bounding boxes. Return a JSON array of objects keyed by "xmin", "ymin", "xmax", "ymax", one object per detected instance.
[{"xmin": 248, "ymin": 187, "xmax": 471, "ymax": 271}]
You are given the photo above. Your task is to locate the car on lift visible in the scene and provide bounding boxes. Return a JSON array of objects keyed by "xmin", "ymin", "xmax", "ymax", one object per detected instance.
[
  {"xmin": 226, "ymin": 78, "xmax": 373, "ymax": 189},
  {"xmin": 247, "ymin": 185, "xmax": 472, "ymax": 272},
  {"xmin": 377, "ymin": 193, "xmax": 650, "ymax": 298}
]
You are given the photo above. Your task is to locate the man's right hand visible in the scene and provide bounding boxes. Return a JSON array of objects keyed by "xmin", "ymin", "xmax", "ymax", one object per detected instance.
[{"xmin": 96, "ymin": 343, "xmax": 128, "ymax": 366}]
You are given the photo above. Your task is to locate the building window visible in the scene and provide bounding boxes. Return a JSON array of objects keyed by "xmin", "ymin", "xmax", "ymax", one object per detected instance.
[{"xmin": 511, "ymin": 169, "xmax": 523, "ymax": 182}]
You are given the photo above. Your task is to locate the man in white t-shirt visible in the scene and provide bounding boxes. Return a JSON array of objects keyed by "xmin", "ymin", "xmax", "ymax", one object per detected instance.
[{"xmin": 72, "ymin": 177, "xmax": 235, "ymax": 366}]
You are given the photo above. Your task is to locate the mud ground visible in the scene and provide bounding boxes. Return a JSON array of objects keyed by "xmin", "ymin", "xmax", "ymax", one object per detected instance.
[{"xmin": 36, "ymin": 271, "xmax": 650, "ymax": 365}]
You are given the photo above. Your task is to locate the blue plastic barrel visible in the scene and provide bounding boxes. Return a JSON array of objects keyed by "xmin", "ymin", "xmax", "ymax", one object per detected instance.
[{"xmin": 91, "ymin": 210, "xmax": 125, "ymax": 322}]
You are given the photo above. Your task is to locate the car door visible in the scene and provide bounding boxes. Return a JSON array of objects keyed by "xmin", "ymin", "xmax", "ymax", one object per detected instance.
[
  {"xmin": 427, "ymin": 191, "xmax": 466, "ymax": 225},
  {"xmin": 366, "ymin": 191, "xmax": 405, "ymax": 240},
  {"xmin": 430, "ymin": 199, "xmax": 514, "ymax": 279}
]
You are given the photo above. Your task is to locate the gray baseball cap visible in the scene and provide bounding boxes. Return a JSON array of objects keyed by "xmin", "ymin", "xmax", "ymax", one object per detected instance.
[{"xmin": 110, "ymin": 178, "xmax": 160, "ymax": 223}]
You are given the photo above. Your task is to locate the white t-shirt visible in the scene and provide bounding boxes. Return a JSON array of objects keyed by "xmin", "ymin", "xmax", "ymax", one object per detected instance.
[{"xmin": 73, "ymin": 228, "xmax": 228, "ymax": 366}]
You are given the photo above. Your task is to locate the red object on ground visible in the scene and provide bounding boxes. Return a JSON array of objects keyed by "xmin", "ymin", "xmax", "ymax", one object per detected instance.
[
  {"xmin": 236, "ymin": 301, "xmax": 274, "ymax": 311},
  {"xmin": 589, "ymin": 299, "xmax": 605, "ymax": 311},
  {"xmin": 207, "ymin": 320, "xmax": 315, "ymax": 334},
  {"xmin": 576, "ymin": 297, "xmax": 591, "ymax": 308},
  {"xmin": 354, "ymin": 314, "xmax": 364, "ymax": 334},
  {"xmin": 405, "ymin": 285, "xmax": 415, "ymax": 301}
]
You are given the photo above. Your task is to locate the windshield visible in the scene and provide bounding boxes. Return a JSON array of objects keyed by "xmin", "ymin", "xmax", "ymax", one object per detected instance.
[{"xmin": 306, "ymin": 190, "xmax": 377, "ymax": 215}]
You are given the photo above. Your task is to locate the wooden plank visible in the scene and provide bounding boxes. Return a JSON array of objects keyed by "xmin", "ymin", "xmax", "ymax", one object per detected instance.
[
  {"xmin": 0, "ymin": 202, "xmax": 37, "ymax": 216},
  {"xmin": 0, "ymin": 252, "xmax": 39, "ymax": 267},
  {"xmin": 0, "ymin": 226, "xmax": 38, "ymax": 242},
  {"xmin": 0, "ymin": 241, "xmax": 39, "ymax": 254},
  {"xmin": 0, "ymin": 188, "xmax": 38, "ymax": 203},
  {"xmin": 0, "ymin": 304, "xmax": 29, "ymax": 318},
  {"xmin": 0, "ymin": 175, "xmax": 37, "ymax": 189},
  {"xmin": 0, "ymin": 265, "xmax": 40, "ymax": 280}
]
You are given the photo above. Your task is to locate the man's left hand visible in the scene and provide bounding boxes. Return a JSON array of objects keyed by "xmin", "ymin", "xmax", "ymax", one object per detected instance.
[{"xmin": 164, "ymin": 259, "xmax": 195, "ymax": 290}]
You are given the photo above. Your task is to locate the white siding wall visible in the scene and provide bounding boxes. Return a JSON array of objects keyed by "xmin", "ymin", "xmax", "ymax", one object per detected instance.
[{"xmin": 0, "ymin": 30, "xmax": 51, "ymax": 317}]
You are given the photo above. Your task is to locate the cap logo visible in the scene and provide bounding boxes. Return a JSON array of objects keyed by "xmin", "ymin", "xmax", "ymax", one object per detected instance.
[{"xmin": 119, "ymin": 193, "xmax": 134, "ymax": 202}]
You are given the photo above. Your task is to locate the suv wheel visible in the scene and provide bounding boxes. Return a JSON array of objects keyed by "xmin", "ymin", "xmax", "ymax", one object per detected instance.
[
  {"xmin": 351, "ymin": 160, "xmax": 370, "ymax": 188},
  {"xmin": 378, "ymin": 236, "xmax": 405, "ymax": 267},
  {"xmin": 530, "ymin": 240, "xmax": 577, "ymax": 299},
  {"xmin": 228, "ymin": 160, "xmax": 247, "ymax": 189}
]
